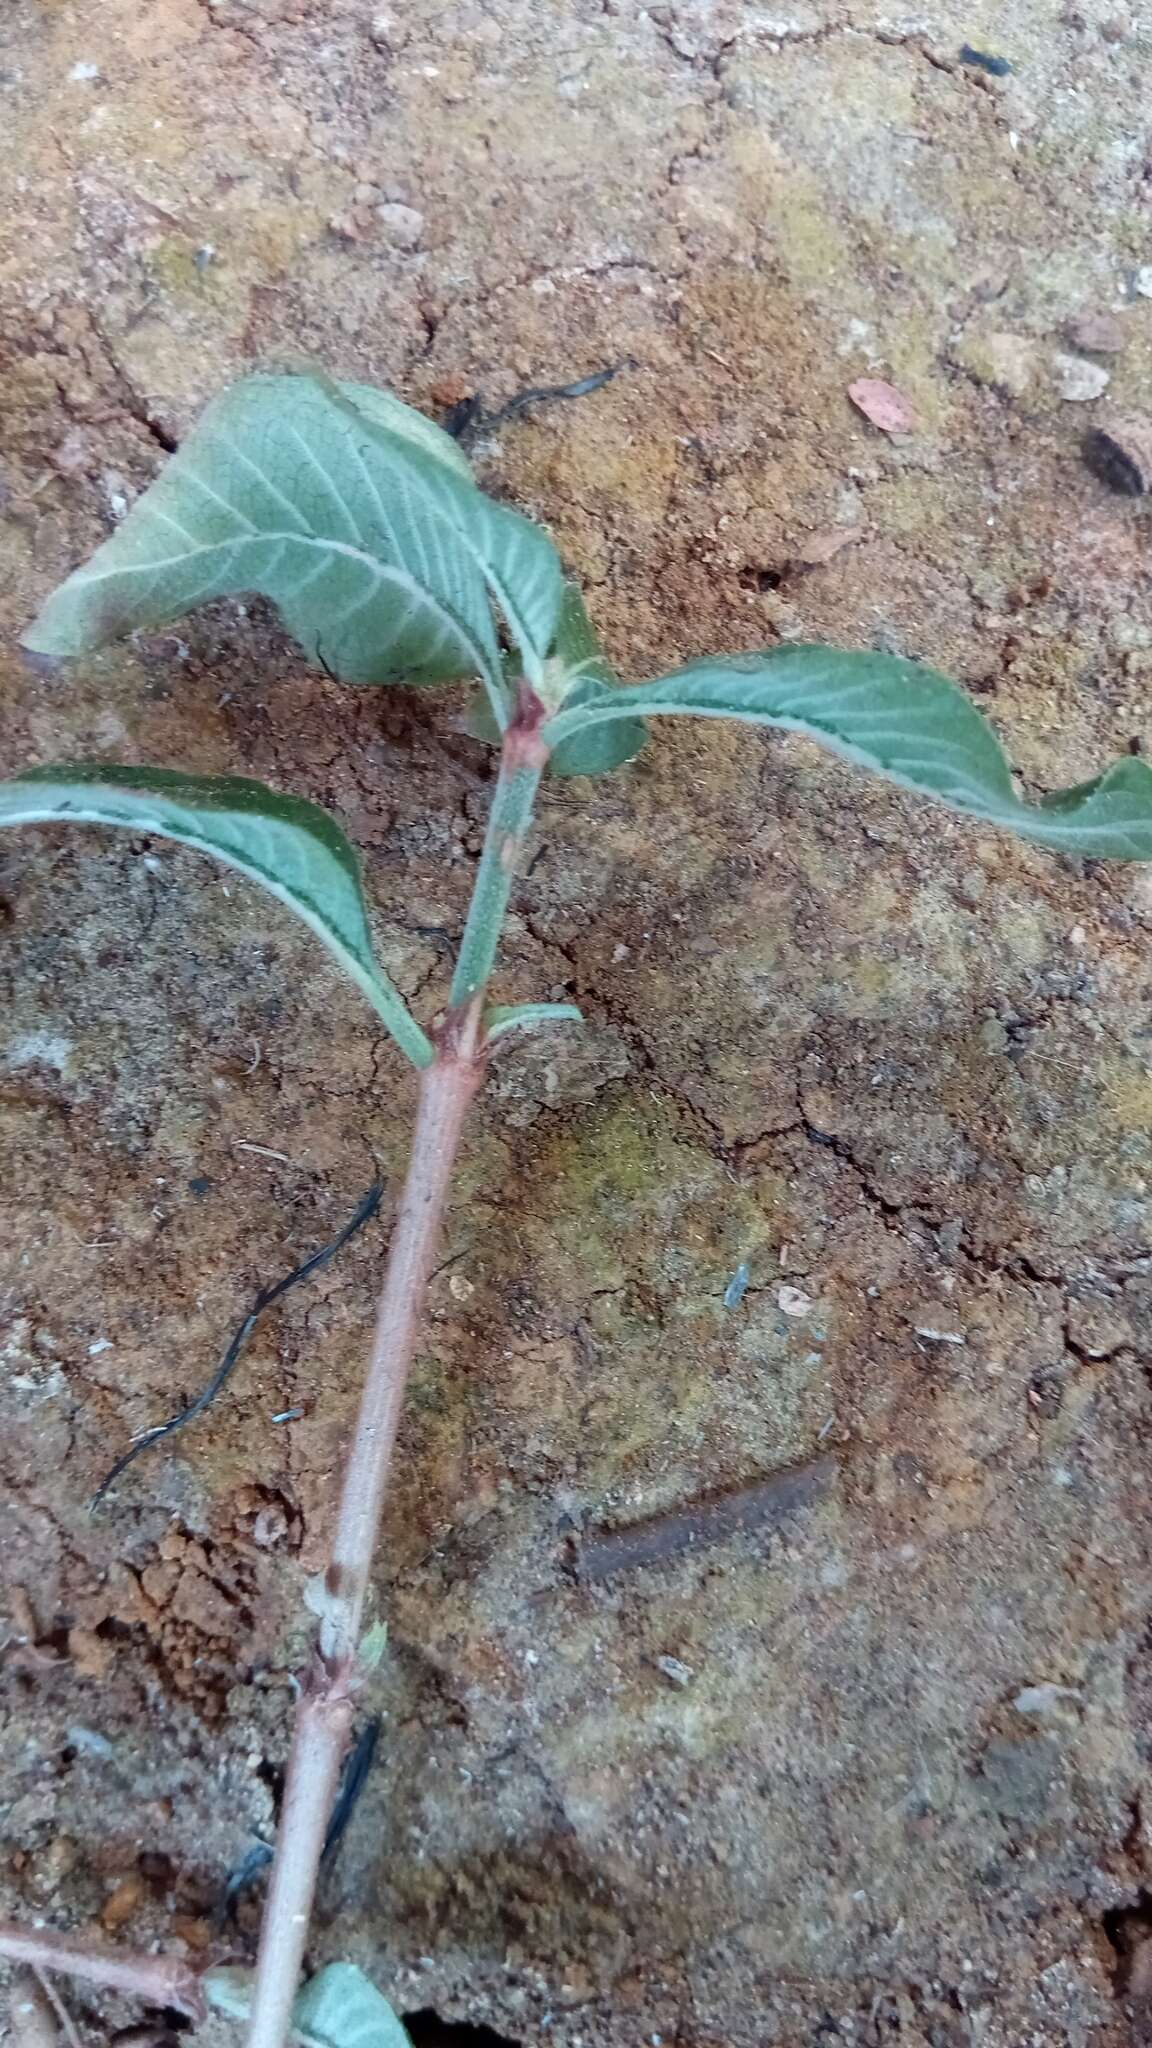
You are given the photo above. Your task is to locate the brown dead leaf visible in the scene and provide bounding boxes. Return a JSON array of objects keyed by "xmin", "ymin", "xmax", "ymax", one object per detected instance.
[{"xmin": 847, "ymin": 378, "xmax": 917, "ymax": 433}]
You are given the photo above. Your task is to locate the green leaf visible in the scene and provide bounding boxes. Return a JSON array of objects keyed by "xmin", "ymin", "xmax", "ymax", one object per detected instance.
[
  {"xmin": 22, "ymin": 374, "xmax": 564, "ymax": 722},
  {"xmin": 544, "ymin": 584, "xmax": 648, "ymax": 777},
  {"xmin": 0, "ymin": 764, "xmax": 434, "ymax": 1067},
  {"xmin": 483, "ymin": 1000, "xmax": 584, "ymax": 1045},
  {"xmin": 541, "ymin": 645, "xmax": 1152, "ymax": 858},
  {"xmin": 293, "ymin": 1964, "xmax": 412, "ymax": 2048},
  {"xmin": 335, "ymin": 379, "xmax": 474, "ymax": 481},
  {"xmin": 357, "ymin": 1618, "xmax": 389, "ymax": 1671},
  {"xmin": 204, "ymin": 1962, "xmax": 412, "ymax": 2048}
]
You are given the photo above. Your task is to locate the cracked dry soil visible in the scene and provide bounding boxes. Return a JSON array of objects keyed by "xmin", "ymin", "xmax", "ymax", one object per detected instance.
[{"xmin": 4, "ymin": 0, "xmax": 1152, "ymax": 2042}]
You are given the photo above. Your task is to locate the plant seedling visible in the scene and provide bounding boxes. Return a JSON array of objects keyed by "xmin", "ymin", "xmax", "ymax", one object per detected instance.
[{"xmin": 2, "ymin": 370, "xmax": 1151, "ymax": 2048}]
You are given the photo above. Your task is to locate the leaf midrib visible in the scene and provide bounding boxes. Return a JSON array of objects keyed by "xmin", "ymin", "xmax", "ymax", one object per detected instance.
[
  {"xmin": 543, "ymin": 697, "xmax": 1146, "ymax": 847},
  {"xmin": 70, "ymin": 529, "xmax": 490, "ymax": 673}
]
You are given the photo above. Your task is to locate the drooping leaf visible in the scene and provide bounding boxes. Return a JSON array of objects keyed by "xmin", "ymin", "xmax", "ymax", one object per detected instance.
[
  {"xmin": 204, "ymin": 1962, "xmax": 412, "ymax": 2048},
  {"xmin": 22, "ymin": 374, "xmax": 564, "ymax": 722},
  {"xmin": 544, "ymin": 583, "xmax": 648, "ymax": 777},
  {"xmin": 541, "ymin": 645, "xmax": 1152, "ymax": 858},
  {"xmin": 483, "ymin": 1000, "xmax": 584, "ymax": 1044},
  {"xmin": 0, "ymin": 764, "xmax": 434, "ymax": 1067},
  {"xmin": 335, "ymin": 379, "xmax": 474, "ymax": 480}
]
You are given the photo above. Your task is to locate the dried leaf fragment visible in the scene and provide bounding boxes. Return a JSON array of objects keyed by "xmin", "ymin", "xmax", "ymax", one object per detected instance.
[{"xmin": 847, "ymin": 378, "xmax": 917, "ymax": 433}]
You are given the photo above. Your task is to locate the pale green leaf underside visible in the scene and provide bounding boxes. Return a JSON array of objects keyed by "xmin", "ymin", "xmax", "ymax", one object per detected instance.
[
  {"xmin": 22, "ymin": 374, "xmax": 564, "ymax": 717},
  {"xmin": 0, "ymin": 764, "xmax": 434, "ymax": 1067},
  {"xmin": 292, "ymin": 1963, "xmax": 413, "ymax": 2048},
  {"xmin": 204, "ymin": 1962, "xmax": 411, "ymax": 2048},
  {"xmin": 542, "ymin": 646, "xmax": 1152, "ymax": 859}
]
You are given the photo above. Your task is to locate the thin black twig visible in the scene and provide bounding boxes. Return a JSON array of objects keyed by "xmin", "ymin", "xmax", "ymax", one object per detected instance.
[
  {"xmin": 90, "ymin": 1180, "xmax": 385, "ymax": 1511},
  {"xmin": 320, "ymin": 1713, "xmax": 381, "ymax": 1866},
  {"xmin": 444, "ymin": 360, "xmax": 635, "ymax": 446}
]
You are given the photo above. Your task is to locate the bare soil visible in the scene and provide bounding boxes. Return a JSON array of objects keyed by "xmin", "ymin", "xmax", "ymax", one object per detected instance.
[{"xmin": 3, "ymin": 2, "xmax": 1152, "ymax": 2042}]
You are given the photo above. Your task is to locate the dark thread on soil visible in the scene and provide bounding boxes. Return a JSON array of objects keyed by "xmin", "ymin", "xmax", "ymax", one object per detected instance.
[
  {"xmin": 90, "ymin": 1179, "xmax": 385, "ymax": 1511},
  {"xmin": 958, "ymin": 42, "xmax": 1013, "ymax": 73},
  {"xmin": 217, "ymin": 1714, "xmax": 383, "ymax": 1923},
  {"xmin": 217, "ymin": 1840, "xmax": 274, "ymax": 1926},
  {"xmin": 443, "ymin": 360, "xmax": 635, "ymax": 446},
  {"xmin": 320, "ymin": 1713, "xmax": 381, "ymax": 1867}
]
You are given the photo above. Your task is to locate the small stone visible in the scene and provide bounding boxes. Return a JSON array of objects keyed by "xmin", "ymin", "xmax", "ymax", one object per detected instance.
[
  {"xmin": 33, "ymin": 1836, "xmax": 78, "ymax": 1894},
  {"xmin": 953, "ymin": 330, "xmax": 1037, "ymax": 399},
  {"xmin": 1064, "ymin": 310, "xmax": 1125, "ymax": 354},
  {"xmin": 1053, "ymin": 352, "xmax": 1110, "ymax": 401},
  {"xmin": 428, "ymin": 373, "xmax": 473, "ymax": 410},
  {"xmin": 67, "ymin": 1625, "xmax": 115, "ymax": 1679},
  {"xmin": 1012, "ymin": 1682, "xmax": 1081, "ymax": 1716},
  {"xmin": 1066, "ymin": 1292, "xmax": 1131, "ymax": 1357},
  {"xmin": 170, "ymin": 1915, "xmax": 212, "ymax": 1952},
  {"xmin": 655, "ymin": 1654, "xmax": 694, "ymax": 1688},
  {"xmin": 377, "ymin": 202, "xmax": 423, "ymax": 250},
  {"xmin": 1083, "ymin": 412, "xmax": 1152, "ymax": 496},
  {"xmin": 100, "ymin": 1872, "xmax": 146, "ymax": 1931},
  {"xmin": 777, "ymin": 1284, "xmax": 814, "ymax": 1318},
  {"xmin": 1134, "ymin": 265, "xmax": 1152, "ymax": 298}
]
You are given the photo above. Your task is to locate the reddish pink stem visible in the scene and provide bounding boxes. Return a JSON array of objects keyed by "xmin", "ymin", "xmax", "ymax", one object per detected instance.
[
  {"xmin": 0, "ymin": 1923, "xmax": 205, "ymax": 2021},
  {"xmin": 244, "ymin": 1008, "xmax": 485, "ymax": 2048}
]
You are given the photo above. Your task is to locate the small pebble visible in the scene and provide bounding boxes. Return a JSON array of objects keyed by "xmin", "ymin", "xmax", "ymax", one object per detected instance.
[
  {"xmin": 1134, "ymin": 265, "xmax": 1152, "ymax": 299},
  {"xmin": 66, "ymin": 1724, "xmax": 115, "ymax": 1759},
  {"xmin": 777, "ymin": 1284, "xmax": 814, "ymax": 1318},
  {"xmin": 655, "ymin": 1654, "xmax": 694, "ymax": 1689},
  {"xmin": 1012, "ymin": 1682, "xmax": 1081, "ymax": 1716},
  {"xmin": 377, "ymin": 202, "xmax": 423, "ymax": 249},
  {"xmin": 101, "ymin": 1872, "xmax": 146, "ymax": 1931},
  {"xmin": 953, "ymin": 329, "xmax": 1036, "ymax": 399},
  {"xmin": 1053, "ymin": 352, "xmax": 1110, "ymax": 401},
  {"xmin": 1065, "ymin": 310, "xmax": 1125, "ymax": 354}
]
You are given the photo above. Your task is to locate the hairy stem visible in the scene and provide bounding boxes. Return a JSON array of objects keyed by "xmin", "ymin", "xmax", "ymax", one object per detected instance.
[
  {"xmin": 0, "ymin": 1925, "xmax": 205, "ymax": 2021},
  {"xmin": 245, "ymin": 701, "xmax": 548, "ymax": 2048},
  {"xmin": 244, "ymin": 1033, "xmax": 482, "ymax": 2048}
]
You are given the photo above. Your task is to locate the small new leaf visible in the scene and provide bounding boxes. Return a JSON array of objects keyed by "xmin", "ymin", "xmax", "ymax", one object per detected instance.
[
  {"xmin": 0, "ymin": 764, "xmax": 434, "ymax": 1068},
  {"xmin": 23, "ymin": 374, "xmax": 564, "ymax": 727},
  {"xmin": 542, "ymin": 645, "xmax": 1152, "ymax": 858},
  {"xmin": 483, "ymin": 1001, "xmax": 585, "ymax": 1046},
  {"xmin": 357, "ymin": 1619, "xmax": 389, "ymax": 1672},
  {"xmin": 544, "ymin": 584, "xmax": 648, "ymax": 777}
]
